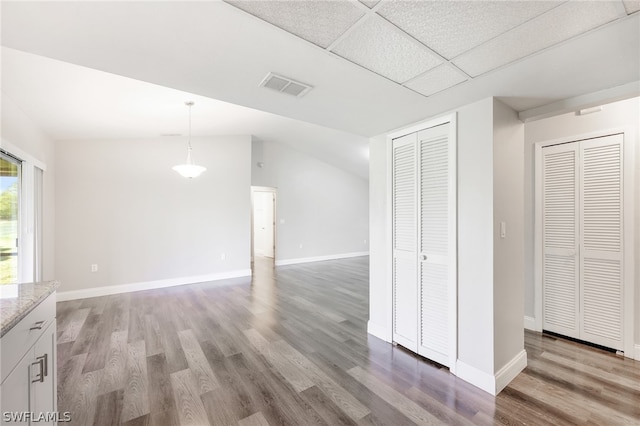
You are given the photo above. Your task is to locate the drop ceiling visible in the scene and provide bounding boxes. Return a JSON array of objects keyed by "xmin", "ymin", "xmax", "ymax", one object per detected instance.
[
  {"xmin": 225, "ymin": 0, "xmax": 636, "ymax": 97},
  {"xmin": 1, "ymin": 1, "xmax": 639, "ymax": 140}
]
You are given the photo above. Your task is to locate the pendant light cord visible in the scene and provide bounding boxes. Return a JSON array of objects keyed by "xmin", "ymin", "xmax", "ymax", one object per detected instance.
[{"xmin": 186, "ymin": 101, "xmax": 193, "ymax": 150}]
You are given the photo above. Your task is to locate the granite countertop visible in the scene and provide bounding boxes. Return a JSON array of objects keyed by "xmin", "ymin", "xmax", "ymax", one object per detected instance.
[{"xmin": 0, "ymin": 281, "xmax": 59, "ymax": 338}]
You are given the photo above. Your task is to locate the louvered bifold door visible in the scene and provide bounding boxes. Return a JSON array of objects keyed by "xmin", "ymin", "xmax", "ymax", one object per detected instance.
[
  {"xmin": 542, "ymin": 143, "xmax": 580, "ymax": 338},
  {"xmin": 417, "ymin": 124, "xmax": 451, "ymax": 366},
  {"xmin": 392, "ymin": 133, "xmax": 418, "ymax": 352},
  {"xmin": 579, "ymin": 134, "xmax": 624, "ymax": 351}
]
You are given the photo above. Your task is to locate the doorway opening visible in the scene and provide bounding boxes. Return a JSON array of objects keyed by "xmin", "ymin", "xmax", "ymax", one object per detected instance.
[{"xmin": 251, "ymin": 186, "xmax": 276, "ymax": 269}]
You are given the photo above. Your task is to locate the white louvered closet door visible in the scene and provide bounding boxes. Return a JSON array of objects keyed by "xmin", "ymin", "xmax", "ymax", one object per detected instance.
[
  {"xmin": 542, "ymin": 143, "xmax": 580, "ymax": 338},
  {"xmin": 417, "ymin": 124, "xmax": 450, "ymax": 366},
  {"xmin": 392, "ymin": 132, "xmax": 419, "ymax": 352},
  {"xmin": 542, "ymin": 134, "xmax": 625, "ymax": 351},
  {"xmin": 579, "ymin": 135, "xmax": 624, "ymax": 350}
]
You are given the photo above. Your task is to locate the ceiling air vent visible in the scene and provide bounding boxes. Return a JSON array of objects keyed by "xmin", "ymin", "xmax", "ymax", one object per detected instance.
[{"xmin": 259, "ymin": 72, "xmax": 313, "ymax": 97}]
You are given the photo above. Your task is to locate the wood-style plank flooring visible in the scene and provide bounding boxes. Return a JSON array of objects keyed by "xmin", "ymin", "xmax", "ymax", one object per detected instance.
[{"xmin": 56, "ymin": 256, "xmax": 640, "ymax": 425}]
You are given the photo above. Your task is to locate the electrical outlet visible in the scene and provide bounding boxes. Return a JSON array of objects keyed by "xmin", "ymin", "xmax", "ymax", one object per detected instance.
[
  {"xmin": 91, "ymin": 264, "xmax": 98, "ymax": 272},
  {"xmin": 220, "ymin": 253, "xmax": 226, "ymax": 260},
  {"xmin": 364, "ymin": 239, "xmax": 367, "ymax": 244},
  {"xmin": 299, "ymin": 244, "xmax": 303, "ymax": 249}
]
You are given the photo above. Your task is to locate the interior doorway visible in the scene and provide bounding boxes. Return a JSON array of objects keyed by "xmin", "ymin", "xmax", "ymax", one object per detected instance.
[{"xmin": 251, "ymin": 186, "xmax": 276, "ymax": 265}]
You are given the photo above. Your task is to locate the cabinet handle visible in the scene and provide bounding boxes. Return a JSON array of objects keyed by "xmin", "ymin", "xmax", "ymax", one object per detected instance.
[
  {"xmin": 30, "ymin": 320, "xmax": 45, "ymax": 331},
  {"xmin": 31, "ymin": 358, "xmax": 44, "ymax": 383},
  {"xmin": 37, "ymin": 354, "xmax": 48, "ymax": 377}
]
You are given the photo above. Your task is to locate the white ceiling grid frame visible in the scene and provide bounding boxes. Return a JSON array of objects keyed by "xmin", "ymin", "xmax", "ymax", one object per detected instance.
[
  {"xmin": 359, "ymin": 0, "xmax": 381, "ymax": 9},
  {"xmin": 377, "ymin": 0, "xmax": 565, "ymax": 60},
  {"xmin": 623, "ymin": 0, "xmax": 640, "ymax": 14},
  {"xmin": 404, "ymin": 63, "xmax": 468, "ymax": 97},
  {"xmin": 330, "ymin": 13, "xmax": 443, "ymax": 83},
  {"xmin": 453, "ymin": 1, "xmax": 626, "ymax": 77},
  {"xmin": 223, "ymin": 0, "xmax": 365, "ymax": 48}
]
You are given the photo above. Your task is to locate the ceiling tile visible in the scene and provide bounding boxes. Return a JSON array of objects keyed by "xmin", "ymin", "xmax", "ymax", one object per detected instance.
[
  {"xmin": 224, "ymin": 0, "xmax": 364, "ymax": 48},
  {"xmin": 377, "ymin": 1, "xmax": 563, "ymax": 60},
  {"xmin": 404, "ymin": 64, "xmax": 467, "ymax": 97},
  {"xmin": 453, "ymin": 1, "xmax": 624, "ymax": 77},
  {"xmin": 331, "ymin": 15, "xmax": 443, "ymax": 83},
  {"xmin": 359, "ymin": 0, "xmax": 380, "ymax": 9},
  {"xmin": 623, "ymin": 0, "xmax": 640, "ymax": 14}
]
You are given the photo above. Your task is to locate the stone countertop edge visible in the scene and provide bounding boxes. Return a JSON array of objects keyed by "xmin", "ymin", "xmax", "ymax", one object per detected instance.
[{"xmin": 0, "ymin": 281, "xmax": 59, "ymax": 338}]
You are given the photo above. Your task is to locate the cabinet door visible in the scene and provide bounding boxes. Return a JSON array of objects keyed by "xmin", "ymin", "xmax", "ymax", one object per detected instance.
[
  {"xmin": 32, "ymin": 321, "xmax": 57, "ymax": 426},
  {"xmin": 1, "ymin": 352, "xmax": 31, "ymax": 426}
]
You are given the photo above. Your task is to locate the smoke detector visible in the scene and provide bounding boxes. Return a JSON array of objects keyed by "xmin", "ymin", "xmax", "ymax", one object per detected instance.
[{"xmin": 259, "ymin": 72, "xmax": 313, "ymax": 97}]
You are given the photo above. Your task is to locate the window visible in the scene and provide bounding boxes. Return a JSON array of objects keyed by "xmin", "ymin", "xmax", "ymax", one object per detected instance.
[
  {"xmin": 1, "ymin": 152, "xmax": 20, "ymax": 284},
  {"xmin": 0, "ymin": 146, "xmax": 44, "ymax": 285}
]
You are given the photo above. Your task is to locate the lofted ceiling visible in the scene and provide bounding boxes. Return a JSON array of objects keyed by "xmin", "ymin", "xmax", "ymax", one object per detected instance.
[{"xmin": 1, "ymin": 1, "xmax": 639, "ymax": 177}]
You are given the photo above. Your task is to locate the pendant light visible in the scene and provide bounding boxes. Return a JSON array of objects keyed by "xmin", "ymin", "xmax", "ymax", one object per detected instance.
[{"xmin": 172, "ymin": 101, "xmax": 206, "ymax": 178}]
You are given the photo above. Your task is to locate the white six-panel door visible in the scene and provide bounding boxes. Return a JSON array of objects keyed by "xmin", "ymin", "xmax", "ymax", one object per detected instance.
[
  {"xmin": 392, "ymin": 122, "xmax": 454, "ymax": 366},
  {"xmin": 542, "ymin": 134, "xmax": 624, "ymax": 351}
]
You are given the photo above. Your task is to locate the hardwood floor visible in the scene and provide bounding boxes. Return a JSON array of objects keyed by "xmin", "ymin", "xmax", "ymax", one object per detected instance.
[{"xmin": 56, "ymin": 256, "xmax": 640, "ymax": 425}]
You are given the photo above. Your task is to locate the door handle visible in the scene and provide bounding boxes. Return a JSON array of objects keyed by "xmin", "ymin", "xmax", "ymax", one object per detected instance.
[
  {"xmin": 38, "ymin": 354, "xmax": 48, "ymax": 377},
  {"xmin": 420, "ymin": 254, "xmax": 427, "ymax": 261}
]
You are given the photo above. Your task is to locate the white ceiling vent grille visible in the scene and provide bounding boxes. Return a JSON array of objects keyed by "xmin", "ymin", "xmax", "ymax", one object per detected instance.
[{"xmin": 260, "ymin": 72, "xmax": 312, "ymax": 97}]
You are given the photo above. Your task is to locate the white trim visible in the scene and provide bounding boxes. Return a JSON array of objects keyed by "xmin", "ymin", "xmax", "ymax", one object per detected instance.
[
  {"xmin": 455, "ymin": 350, "xmax": 527, "ymax": 396},
  {"xmin": 387, "ymin": 114, "xmax": 455, "ymax": 140},
  {"xmin": 524, "ymin": 316, "xmax": 537, "ymax": 331},
  {"xmin": 534, "ymin": 126, "xmax": 635, "ymax": 355},
  {"xmin": 275, "ymin": 252, "xmax": 369, "ymax": 266},
  {"xmin": 518, "ymin": 80, "xmax": 640, "ymax": 123},
  {"xmin": 56, "ymin": 269, "xmax": 251, "ymax": 301},
  {"xmin": 0, "ymin": 139, "xmax": 47, "ymax": 171},
  {"xmin": 634, "ymin": 344, "xmax": 640, "ymax": 361},
  {"xmin": 495, "ymin": 350, "xmax": 527, "ymax": 395},
  {"xmin": 454, "ymin": 360, "xmax": 496, "ymax": 396},
  {"xmin": 367, "ymin": 321, "xmax": 391, "ymax": 342}
]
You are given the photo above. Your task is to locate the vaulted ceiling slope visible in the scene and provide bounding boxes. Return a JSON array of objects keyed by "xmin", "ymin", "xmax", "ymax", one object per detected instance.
[{"xmin": 2, "ymin": 1, "xmax": 639, "ymax": 138}]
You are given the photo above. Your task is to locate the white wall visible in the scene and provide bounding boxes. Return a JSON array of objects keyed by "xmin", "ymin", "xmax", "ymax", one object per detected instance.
[
  {"xmin": 523, "ymin": 96, "xmax": 640, "ymax": 349},
  {"xmin": 492, "ymin": 99, "xmax": 525, "ymax": 371},
  {"xmin": 456, "ymin": 98, "xmax": 495, "ymax": 374},
  {"xmin": 251, "ymin": 139, "xmax": 369, "ymax": 263},
  {"xmin": 368, "ymin": 134, "xmax": 389, "ymax": 336},
  {"xmin": 55, "ymin": 135, "xmax": 251, "ymax": 293},
  {"xmin": 1, "ymin": 92, "xmax": 56, "ymax": 281}
]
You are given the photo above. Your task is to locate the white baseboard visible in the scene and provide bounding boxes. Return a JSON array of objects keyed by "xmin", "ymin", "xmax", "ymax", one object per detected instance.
[
  {"xmin": 455, "ymin": 360, "xmax": 497, "ymax": 395},
  {"xmin": 524, "ymin": 316, "xmax": 537, "ymax": 331},
  {"xmin": 495, "ymin": 350, "xmax": 527, "ymax": 394},
  {"xmin": 635, "ymin": 344, "xmax": 640, "ymax": 361},
  {"xmin": 275, "ymin": 251, "xmax": 369, "ymax": 266},
  {"xmin": 367, "ymin": 321, "xmax": 391, "ymax": 343},
  {"xmin": 56, "ymin": 269, "xmax": 252, "ymax": 301},
  {"xmin": 455, "ymin": 350, "xmax": 527, "ymax": 396}
]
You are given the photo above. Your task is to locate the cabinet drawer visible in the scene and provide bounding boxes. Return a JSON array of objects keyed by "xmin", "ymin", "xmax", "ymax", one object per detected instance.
[{"xmin": 1, "ymin": 292, "xmax": 56, "ymax": 384}]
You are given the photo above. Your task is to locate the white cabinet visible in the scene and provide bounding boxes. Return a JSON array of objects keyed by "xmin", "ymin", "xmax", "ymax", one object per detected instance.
[
  {"xmin": 391, "ymin": 118, "xmax": 457, "ymax": 368},
  {"xmin": 1, "ymin": 292, "xmax": 57, "ymax": 426}
]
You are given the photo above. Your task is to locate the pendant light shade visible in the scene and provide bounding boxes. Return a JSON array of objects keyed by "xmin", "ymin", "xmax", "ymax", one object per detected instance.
[{"xmin": 173, "ymin": 101, "xmax": 206, "ymax": 178}]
